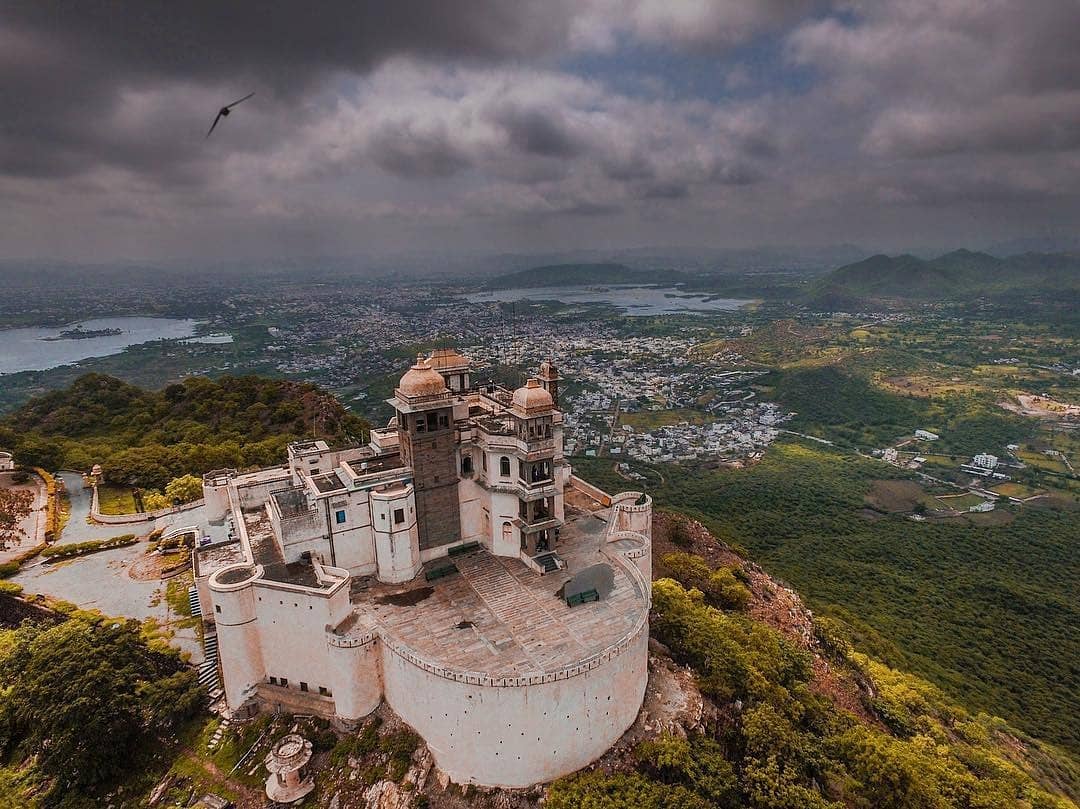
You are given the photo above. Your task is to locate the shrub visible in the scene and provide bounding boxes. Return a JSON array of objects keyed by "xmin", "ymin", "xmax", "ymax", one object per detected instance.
[
  {"xmin": 40, "ymin": 534, "xmax": 137, "ymax": 560},
  {"xmin": 660, "ymin": 553, "xmax": 750, "ymax": 611}
]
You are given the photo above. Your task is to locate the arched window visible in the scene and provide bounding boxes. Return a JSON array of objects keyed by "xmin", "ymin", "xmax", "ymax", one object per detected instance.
[
  {"xmin": 500, "ymin": 456, "xmax": 511, "ymax": 477},
  {"xmin": 461, "ymin": 455, "xmax": 473, "ymax": 476},
  {"xmin": 502, "ymin": 521, "xmax": 513, "ymax": 547}
]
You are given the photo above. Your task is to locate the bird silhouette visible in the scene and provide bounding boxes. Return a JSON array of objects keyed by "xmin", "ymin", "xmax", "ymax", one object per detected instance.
[{"xmin": 206, "ymin": 92, "xmax": 255, "ymax": 138}]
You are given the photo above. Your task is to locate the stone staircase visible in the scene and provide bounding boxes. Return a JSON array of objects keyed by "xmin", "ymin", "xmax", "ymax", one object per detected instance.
[
  {"xmin": 534, "ymin": 552, "xmax": 561, "ymax": 573},
  {"xmin": 189, "ymin": 585, "xmax": 223, "ymax": 702}
]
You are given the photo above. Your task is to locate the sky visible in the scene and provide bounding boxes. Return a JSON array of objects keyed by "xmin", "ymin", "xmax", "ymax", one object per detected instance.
[{"xmin": 2, "ymin": 1, "xmax": 1079, "ymax": 262}]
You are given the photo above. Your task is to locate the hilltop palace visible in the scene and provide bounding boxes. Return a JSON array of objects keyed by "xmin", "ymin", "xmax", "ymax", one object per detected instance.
[{"xmin": 193, "ymin": 349, "xmax": 653, "ymax": 788}]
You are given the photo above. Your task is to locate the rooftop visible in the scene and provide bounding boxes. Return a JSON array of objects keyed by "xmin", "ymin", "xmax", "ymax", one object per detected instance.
[{"xmin": 339, "ymin": 505, "xmax": 646, "ymax": 677}]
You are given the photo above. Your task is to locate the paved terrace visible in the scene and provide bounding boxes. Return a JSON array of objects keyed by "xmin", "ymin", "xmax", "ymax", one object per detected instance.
[{"xmin": 344, "ymin": 506, "xmax": 647, "ymax": 677}]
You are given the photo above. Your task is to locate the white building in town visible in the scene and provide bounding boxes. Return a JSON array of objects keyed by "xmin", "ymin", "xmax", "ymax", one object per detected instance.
[
  {"xmin": 0, "ymin": 452, "xmax": 14, "ymax": 472},
  {"xmin": 194, "ymin": 350, "xmax": 652, "ymax": 788}
]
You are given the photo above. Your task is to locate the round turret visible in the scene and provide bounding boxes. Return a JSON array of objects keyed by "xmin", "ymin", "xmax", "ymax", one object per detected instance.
[
  {"xmin": 512, "ymin": 378, "xmax": 554, "ymax": 415},
  {"xmin": 397, "ymin": 354, "xmax": 449, "ymax": 399}
]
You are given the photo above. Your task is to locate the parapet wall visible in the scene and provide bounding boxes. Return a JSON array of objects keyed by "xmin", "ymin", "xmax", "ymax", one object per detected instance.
[{"xmin": 383, "ymin": 618, "xmax": 648, "ymax": 787}]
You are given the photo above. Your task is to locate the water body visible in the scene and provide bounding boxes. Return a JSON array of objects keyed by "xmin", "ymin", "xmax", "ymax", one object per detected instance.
[
  {"xmin": 0, "ymin": 316, "xmax": 199, "ymax": 374},
  {"xmin": 465, "ymin": 285, "xmax": 753, "ymax": 316}
]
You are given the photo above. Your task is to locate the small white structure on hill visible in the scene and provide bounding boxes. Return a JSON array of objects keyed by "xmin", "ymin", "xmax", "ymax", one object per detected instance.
[
  {"xmin": 961, "ymin": 453, "xmax": 999, "ymax": 476},
  {"xmin": 914, "ymin": 429, "xmax": 939, "ymax": 441},
  {"xmin": 0, "ymin": 452, "xmax": 13, "ymax": 472}
]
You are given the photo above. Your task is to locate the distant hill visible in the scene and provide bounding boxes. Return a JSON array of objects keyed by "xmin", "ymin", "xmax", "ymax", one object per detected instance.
[
  {"xmin": 809, "ymin": 249, "xmax": 1080, "ymax": 307},
  {"xmin": 486, "ymin": 262, "xmax": 688, "ymax": 289}
]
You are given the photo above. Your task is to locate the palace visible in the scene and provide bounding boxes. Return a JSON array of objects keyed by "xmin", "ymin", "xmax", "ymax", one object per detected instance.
[{"xmin": 194, "ymin": 349, "xmax": 653, "ymax": 788}]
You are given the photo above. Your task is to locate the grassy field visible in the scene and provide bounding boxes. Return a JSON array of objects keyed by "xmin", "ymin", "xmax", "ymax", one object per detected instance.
[
  {"xmin": 95, "ymin": 484, "xmax": 137, "ymax": 515},
  {"xmin": 619, "ymin": 408, "xmax": 712, "ymax": 429}
]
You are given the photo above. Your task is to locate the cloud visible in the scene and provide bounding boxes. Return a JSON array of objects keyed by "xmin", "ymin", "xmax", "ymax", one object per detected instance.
[
  {"xmin": 788, "ymin": 1, "xmax": 1080, "ymax": 159},
  {"xmin": 3, "ymin": 0, "xmax": 1080, "ymax": 259},
  {"xmin": 575, "ymin": 0, "xmax": 824, "ymax": 52}
]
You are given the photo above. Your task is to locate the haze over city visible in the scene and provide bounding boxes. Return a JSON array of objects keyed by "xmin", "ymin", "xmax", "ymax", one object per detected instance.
[{"xmin": 4, "ymin": 1, "xmax": 1080, "ymax": 261}]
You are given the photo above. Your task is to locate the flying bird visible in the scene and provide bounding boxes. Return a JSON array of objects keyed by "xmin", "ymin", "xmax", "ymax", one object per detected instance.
[{"xmin": 206, "ymin": 92, "xmax": 255, "ymax": 138}]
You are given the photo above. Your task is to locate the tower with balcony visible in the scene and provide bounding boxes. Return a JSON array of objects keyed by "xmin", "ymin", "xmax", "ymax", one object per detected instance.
[{"xmin": 391, "ymin": 355, "xmax": 462, "ymax": 551}]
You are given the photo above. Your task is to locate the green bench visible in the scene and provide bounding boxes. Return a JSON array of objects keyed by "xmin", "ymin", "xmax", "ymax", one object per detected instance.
[
  {"xmin": 448, "ymin": 541, "xmax": 481, "ymax": 557},
  {"xmin": 425, "ymin": 563, "xmax": 458, "ymax": 582},
  {"xmin": 565, "ymin": 589, "xmax": 599, "ymax": 607}
]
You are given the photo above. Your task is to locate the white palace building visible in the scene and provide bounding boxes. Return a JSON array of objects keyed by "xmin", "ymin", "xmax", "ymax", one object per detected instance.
[{"xmin": 193, "ymin": 349, "xmax": 653, "ymax": 787}]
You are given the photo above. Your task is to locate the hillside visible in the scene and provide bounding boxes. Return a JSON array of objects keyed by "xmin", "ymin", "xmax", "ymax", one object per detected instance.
[
  {"xmin": 0, "ymin": 373, "xmax": 368, "ymax": 489},
  {"xmin": 486, "ymin": 262, "xmax": 688, "ymax": 289},
  {"xmin": 810, "ymin": 249, "xmax": 1080, "ymax": 306},
  {"xmin": 574, "ymin": 433, "xmax": 1080, "ymax": 763},
  {"xmin": 1, "ymin": 512, "xmax": 1075, "ymax": 808}
]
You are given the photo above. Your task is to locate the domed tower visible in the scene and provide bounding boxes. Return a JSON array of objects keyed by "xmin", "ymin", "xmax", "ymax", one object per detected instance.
[
  {"xmin": 508, "ymin": 378, "xmax": 563, "ymax": 558},
  {"xmin": 538, "ymin": 360, "xmax": 561, "ymax": 409},
  {"xmin": 391, "ymin": 356, "xmax": 461, "ymax": 552}
]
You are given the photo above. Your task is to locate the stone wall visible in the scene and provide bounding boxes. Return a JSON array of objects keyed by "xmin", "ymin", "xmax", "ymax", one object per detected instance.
[{"xmin": 382, "ymin": 622, "xmax": 649, "ymax": 788}]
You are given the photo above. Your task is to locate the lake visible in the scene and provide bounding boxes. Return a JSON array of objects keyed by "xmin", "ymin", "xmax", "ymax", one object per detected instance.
[
  {"xmin": 465, "ymin": 285, "xmax": 753, "ymax": 316},
  {"xmin": 0, "ymin": 316, "xmax": 200, "ymax": 375}
]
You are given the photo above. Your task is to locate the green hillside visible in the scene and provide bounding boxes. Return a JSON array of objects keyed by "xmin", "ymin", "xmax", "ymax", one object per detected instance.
[
  {"xmin": 0, "ymin": 373, "xmax": 368, "ymax": 489},
  {"xmin": 810, "ymin": 249, "xmax": 1080, "ymax": 306}
]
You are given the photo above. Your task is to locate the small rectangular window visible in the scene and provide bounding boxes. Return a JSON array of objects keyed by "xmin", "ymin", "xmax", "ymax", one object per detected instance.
[
  {"xmin": 319, "ymin": 686, "xmax": 331, "ymax": 697},
  {"xmin": 335, "ymin": 509, "xmax": 346, "ymax": 524},
  {"xmin": 393, "ymin": 508, "xmax": 405, "ymax": 525},
  {"xmin": 300, "ymin": 682, "xmax": 308, "ymax": 693},
  {"xmin": 215, "ymin": 604, "xmax": 221, "ymax": 613},
  {"xmin": 269, "ymin": 676, "xmax": 278, "ymax": 685},
  {"xmin": 281, "ymin": 678, "xmax": 288, "ymax": 687}
]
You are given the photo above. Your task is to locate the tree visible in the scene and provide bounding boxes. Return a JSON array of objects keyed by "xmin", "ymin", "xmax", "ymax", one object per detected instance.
[
  {"xmin": 0, "ymin": 488, "xmax": 34, "ymax": 549},
  {"xmin": 13, "ymin": 436, "xmax": 64, "ymax": 471},
  {"xmin": 0, "ymin": 618, "xmax": 202, "ymax": 793},
  {"xmin": 141, "ymin": 490, "xmax": 171, "ymax": 511},
  {"xmin": 164, "ymin": 474, "xmax": 204, "ymax": 505}
]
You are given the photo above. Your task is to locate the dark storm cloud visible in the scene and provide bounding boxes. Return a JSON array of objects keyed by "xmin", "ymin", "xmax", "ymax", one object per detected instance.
[
  {"xmin": 0, "ymin": 1, "xmax": 576, "ymax": 179},
  {"xmin": 494, "ymin": 106, "xmax": 583, "ymax": 158},
  {"xmin": 3, "ymin": 0, "xmax": 1080, "ymax": 259}
]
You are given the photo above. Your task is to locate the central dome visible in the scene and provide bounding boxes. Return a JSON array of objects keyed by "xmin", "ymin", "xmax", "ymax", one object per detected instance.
[
  {"xmin": 512, "ymin": 378, "xmax": 554, "ymax": 414},
  {"xmin": 398, "ymin": 355, "xmax": 449, "ymax": 399}
]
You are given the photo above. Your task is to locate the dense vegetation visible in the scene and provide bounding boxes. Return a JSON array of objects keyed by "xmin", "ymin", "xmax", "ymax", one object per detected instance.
[
  {"xmin": 0, "ymin": 612, "xmax": 203, "ymax": 805},
  {"xmin": 549, "ymin": 576, "xmax": 1076, "ymax": 808},
  {"xmin": 765, "ymin": 364, "xmax": 1034, "ymax": 453},
  {"xmin": 575, "ymin": 440, "xmax": 1079, "ymax": 758},
  {"xmin": 810, "ymin": 249, "xmax": 1080, "ymax": 307},
  {"xmin": 0, "ymin": 373, "xmax": 368, "ymax": 490}
]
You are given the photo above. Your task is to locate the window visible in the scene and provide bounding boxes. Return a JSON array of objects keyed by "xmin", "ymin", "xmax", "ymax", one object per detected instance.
[
  {"xmin": 214, "ymin": 604, "xmax": 221, "ymax": 614},
  {"xmin": 427, "ymin": 412, "xmax": 439, "ymax": 431},
  {"xmin": 461, "ymin": 455, "xmax": 473, "ymax": 476},
  {"xmin": 416, "ymin": 417, "xmax": 425, "ymax": 433},
  {"xmin": 393, "ymin": 508, "xmax": 405, "ymax": 525},
  {"xmin": 482, "ymin": 453, "xmax": 488, "ymax": 471},
  {"xmin": 335, "ymin": 509, "xmax": 346, "ymax": 524},
  {"xmin": 281, "ymin": 678, "xmax": 288, "ymax": 687},
  {"xmin": 300, "ymin": 682, "xmax": 308, "ymax": 693},
  {"xmin": 269, "ymin": 676, "xmax": 278, "ymax": 685},
  {"xmin": 439, "ymin": 414, "xmax": 449, "ymax": 428},
  {"xmin": 319, "ymin": 686, "xmax": 332, "ymax": 697},
  {"xmin": 500, "ymin": 456, "xmax": 511, "ymax": 477}
]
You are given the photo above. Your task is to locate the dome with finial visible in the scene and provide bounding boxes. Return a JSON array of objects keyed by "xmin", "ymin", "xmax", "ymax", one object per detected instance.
[
  {"xmin": 397, "ymin": 354, "xmax": 449, "ymax": 399},
  {"xmin": 511, "ymin": 378, "xmax": 554, "ymax": 415}
]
